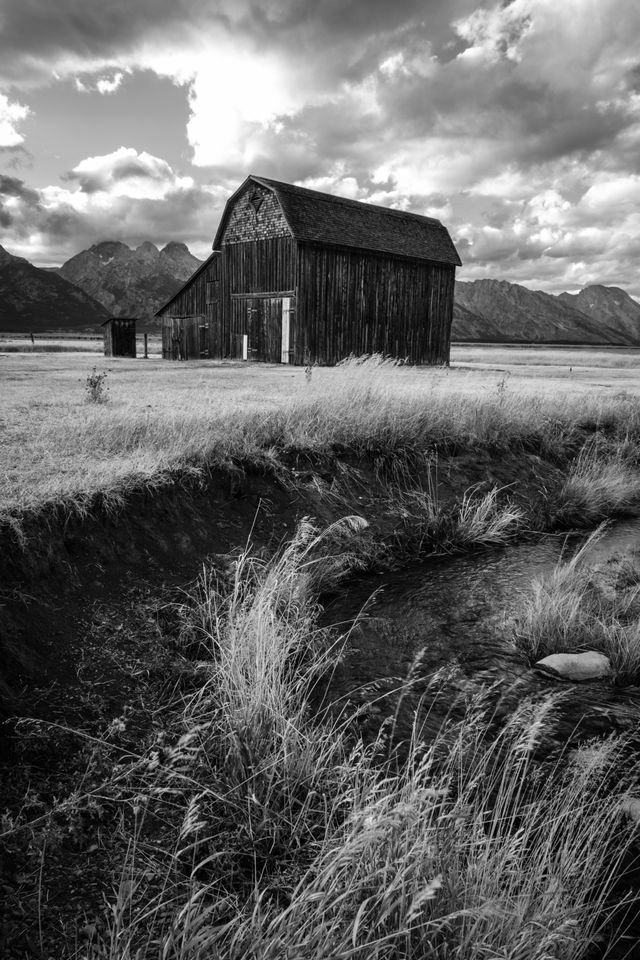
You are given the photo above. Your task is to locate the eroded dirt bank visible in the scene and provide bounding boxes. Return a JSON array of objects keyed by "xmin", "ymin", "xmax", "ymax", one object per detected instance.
[{"xmin": 0, "ymin": 448, "xmax": 564, "ymax": 704}]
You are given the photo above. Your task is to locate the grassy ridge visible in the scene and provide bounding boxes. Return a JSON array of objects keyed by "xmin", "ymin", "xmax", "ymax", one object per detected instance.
[{"xmin": 3, "ymin": 355, "xmax": 640, "ymax": 522}]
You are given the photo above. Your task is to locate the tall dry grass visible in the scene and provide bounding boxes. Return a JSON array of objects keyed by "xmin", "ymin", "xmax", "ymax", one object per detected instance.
[
  {"xmin": 4, "ymin": 354, "xmax": 640, "ymax": 521},
  {"xmin": 555, "ymin": 442, "xmax": 640, "ymax": 527},
  {"xmin": 84, "ymin": 524, "xmax": 640, "ymax": 960}
]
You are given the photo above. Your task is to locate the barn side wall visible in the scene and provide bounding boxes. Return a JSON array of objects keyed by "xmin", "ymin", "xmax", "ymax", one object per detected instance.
[
  {"xmin": 295, "ymin": 244, "xmax": 456, "ymax": 365},
  {"xmin": 157, "ymin": 255, "xmax": 222, "ymax": 357}
]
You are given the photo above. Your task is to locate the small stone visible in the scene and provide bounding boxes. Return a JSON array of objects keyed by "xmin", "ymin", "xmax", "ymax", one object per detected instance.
[
  {"xmin": 534, "ymin": 651, "xmax": 611, "ymax": 682},
  {"xmin": 620, "ymin": 797, "xmax": 640, "ymax": 824}
]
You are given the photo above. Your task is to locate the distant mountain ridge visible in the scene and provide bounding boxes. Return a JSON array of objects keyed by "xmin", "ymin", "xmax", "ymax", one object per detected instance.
[
  {"xmin": 557, "ymin": 285, "xmax": 640, "ymax": 344},
  {"xmin": 3, "ymin": 238, "xmax": 639, "ymax": 344},
  {"xmin": 452, "ymin": 279, "xmax": 640, "ymax": 345},
  {"xmin": 0, "ymin": 245, "xmax": 109, "ymax": 331},
  {"xmin": 54, "ymin": 240, "xmax": 203, "ymax": 322}
]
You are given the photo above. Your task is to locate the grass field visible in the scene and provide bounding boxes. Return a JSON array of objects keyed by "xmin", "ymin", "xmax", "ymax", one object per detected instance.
[
  {"xmin": 2, "ymin": 345, "xmax": 640, "ymax": 521},
  {"xmin": 4, "ymin": 347, "xmax": 640, "ymax": 957}
]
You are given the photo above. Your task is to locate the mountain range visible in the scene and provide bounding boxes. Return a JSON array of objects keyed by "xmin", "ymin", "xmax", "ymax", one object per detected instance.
[
  {"xmin": 0, "ymin": 245, "xmax": 108, "ymax": 331},
  {"xmin": 53, "ymin": 240, "xmax": 202, "ymax": 322},
  {"xmin": 453, "ymin": 278, "xmax": 640, "ymax": 345},
  {"xmin": 1, "ymin": 240, "xmax": 639, "ymax": 345}
]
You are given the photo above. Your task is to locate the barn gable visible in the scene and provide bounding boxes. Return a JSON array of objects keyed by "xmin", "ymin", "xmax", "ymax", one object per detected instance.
[{"xmin": 218, "ymin": 180, "xmax": 291, "ymax": 245}]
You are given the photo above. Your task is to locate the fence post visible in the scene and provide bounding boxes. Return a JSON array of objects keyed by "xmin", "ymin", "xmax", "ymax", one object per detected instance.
[{"xmin": 144, "ymin": 333, "xmax": 148, "ymax": 358}]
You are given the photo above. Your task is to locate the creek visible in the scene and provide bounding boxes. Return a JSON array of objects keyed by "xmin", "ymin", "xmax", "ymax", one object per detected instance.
[{"xmin": 323, "ymin": 518, "xmax": 640, "ymax": 744}]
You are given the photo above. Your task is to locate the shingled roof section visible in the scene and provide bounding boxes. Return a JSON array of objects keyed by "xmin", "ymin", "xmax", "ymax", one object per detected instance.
[{"xmin": 215, "ymin": 176, "xmax": 462, "ymax": 267}]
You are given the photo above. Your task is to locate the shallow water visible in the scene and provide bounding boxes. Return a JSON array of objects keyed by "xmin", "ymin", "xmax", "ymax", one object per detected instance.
[{"xmin": 323, "ymin": 519, "xmax": 640, "ymax": 742}]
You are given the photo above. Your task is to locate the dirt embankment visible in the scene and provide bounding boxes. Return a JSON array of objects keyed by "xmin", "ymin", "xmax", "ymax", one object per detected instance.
[{"xmin": 0, "ymin": 448, "xmax": 565, "ymax": 710}]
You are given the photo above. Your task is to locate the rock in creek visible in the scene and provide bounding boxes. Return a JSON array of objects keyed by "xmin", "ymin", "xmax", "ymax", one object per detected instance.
[{"xmin": 534, "ymin": 651, "xmax": 611, "ymax": 682}]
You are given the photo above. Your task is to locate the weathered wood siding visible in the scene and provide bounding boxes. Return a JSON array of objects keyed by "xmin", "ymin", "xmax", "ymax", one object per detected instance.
[
  {"xmin": 103, "ymin": 317, "xmax": 136, "ymax": 357},
  {"xmin": 229, "ymin": 296, "xmax": 291, "ymax": 362},
  {"xmin": 157, "ymin": 254, "xmax": 220, "ymax": 357},
  {"xmin": 221, "ymin": 237, "xmax": 296, "ymax": 360},
  {"xmin": 222, "ymin": 182, "xmax": 290, "ymax": 243},
  {"xmin": 156, "ymin": 180, "xmax": 457, "ymax": 364},
  {"xmin": 294, "ymin": 244, "xmax": 455, "ymax": 365},
  {"xmin": 161, "ymin": 315, "xmax": 208, "ymax": 360}
]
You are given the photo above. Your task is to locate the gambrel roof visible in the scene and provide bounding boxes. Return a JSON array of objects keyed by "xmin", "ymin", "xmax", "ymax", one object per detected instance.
[{"xmin": 213, "ymin": 175, "xmax": 462, "ymax": 267}]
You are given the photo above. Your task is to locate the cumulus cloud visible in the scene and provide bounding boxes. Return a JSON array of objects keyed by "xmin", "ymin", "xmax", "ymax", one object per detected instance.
[
  {"xmin": 75, "ymin": 71, "xmax": 127, "ymax": 95},
  {"xmin": 0, "ymin": 93, "xmax": 29, "ymax": 147},
  {"xmin": 61, "ymin": 146, "xmax": 194, "ymax": 198},
  {"xmin": 0, "ymin": 157, "xmax": 222, "ymax": 265}
]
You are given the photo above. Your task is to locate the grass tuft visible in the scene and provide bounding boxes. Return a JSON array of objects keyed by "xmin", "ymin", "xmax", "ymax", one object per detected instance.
[
  {"xmin": 555, "ymin": 443, "xmax": 640, "ymax": 528},
  {"xmin": 514, "ymin": 532, "xmax": 640, "ymax": 683}
]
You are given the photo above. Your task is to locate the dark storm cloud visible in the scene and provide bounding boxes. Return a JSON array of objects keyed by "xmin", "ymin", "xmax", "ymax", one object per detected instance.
[
  {"xmin": 0, "ymin": 0, "xmax": 478, "ymax": 86},
  {"xmin": 0, "ymin": 0, "xmax": 230, "ymax": 82},
  {"xmin": 0, "ymin": 173, "xmax": 40, "ymax": 204}
]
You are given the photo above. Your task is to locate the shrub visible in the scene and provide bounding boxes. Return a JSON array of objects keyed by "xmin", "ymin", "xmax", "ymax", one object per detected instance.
[{"xmin": 85, "ymin": 366, "xmax": 110, "ymax": 404}]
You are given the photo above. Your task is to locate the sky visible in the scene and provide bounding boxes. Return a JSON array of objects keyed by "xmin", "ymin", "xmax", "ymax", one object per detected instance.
[{"xmin": 1, "ymin": 0, "xmax": 639, "ymax": 296}]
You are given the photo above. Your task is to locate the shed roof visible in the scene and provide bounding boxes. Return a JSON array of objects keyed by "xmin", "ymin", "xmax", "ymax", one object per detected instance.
[
  {"xmin": 100, "ymin": 316, "xmax": 137, "ymax": 326},
  {"xmin": 213, "ymin": 175, "xmax": 461, "ymax": 267}
]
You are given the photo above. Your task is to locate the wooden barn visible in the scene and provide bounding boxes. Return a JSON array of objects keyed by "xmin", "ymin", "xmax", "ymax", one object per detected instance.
[
  {"xmin": 156, "ymin": 176, "xmax": 461, "ymax": 364},
  {"xmin": 102, "ymin": 316, "xmax": 137, "ymax": 357}
]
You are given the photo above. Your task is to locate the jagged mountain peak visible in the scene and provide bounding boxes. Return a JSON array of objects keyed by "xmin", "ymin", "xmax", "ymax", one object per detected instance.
[
  {"xmin": 90, "ymin": 240, "xmax": 132, "ymax": 261},
  {"xmin": 57, "ymin": 239, "xmax": 204, "ymax": 321},
  {"xmin": 134, "ymin": 241, "xmax": 159, "ymax": 259},
  {"xmin": 160, "ymin": 241, "xmax": 191, "ymax": 259},
  {"xmin": 557, "ymin": 284, "xmax": 640, "ymax": 343}
]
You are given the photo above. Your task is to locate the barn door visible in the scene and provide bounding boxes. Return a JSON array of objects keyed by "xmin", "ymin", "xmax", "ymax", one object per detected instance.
[{"xmin": 247, "ymin": 298, "xmax": 282, "ymax": 362}]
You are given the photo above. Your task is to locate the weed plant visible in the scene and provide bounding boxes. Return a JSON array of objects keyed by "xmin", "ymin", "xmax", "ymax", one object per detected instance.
[
  {"xmin": 85, "ymin": 366, "xmax": 110, "ymax": 404},
  {"xmin": 60, "ymin": 523, "xmax": 640, "ymax": 960}
]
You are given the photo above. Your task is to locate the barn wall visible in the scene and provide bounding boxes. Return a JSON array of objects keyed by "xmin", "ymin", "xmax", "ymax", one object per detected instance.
[
  {"xmin": 156, "ymin": 255, "xmax": 219, "ymax": 317},
  {"xmin": 295, "ymin": 244, "xmax": 455, "ymax": 365},
  {"xmin": 223, "ymin": 237, "xmax": 296, "ymax": 296},
  {"xmin": 157, "ymin": 254, "xmax": 221, "ymax": 357},
  {"xmin": 161, "ymin": 316, "xmax": 208, "ymax": 360},
  {"xmin": 221, "ymin": 237, "xmax": 297, "ymax": 359}
]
